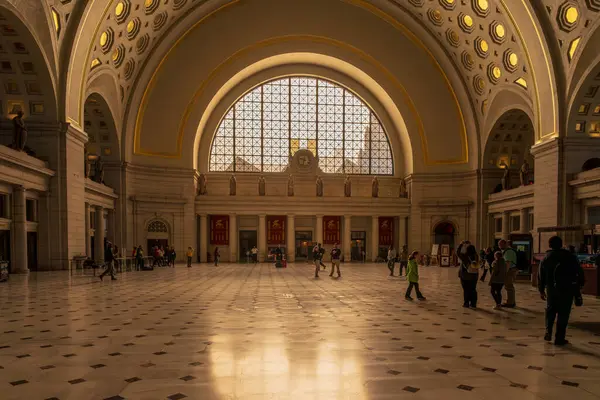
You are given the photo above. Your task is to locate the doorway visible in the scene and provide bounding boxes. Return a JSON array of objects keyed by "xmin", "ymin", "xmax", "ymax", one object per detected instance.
[
  {"xmin": 239, "ymin": 230, "xmax": 257, "ymax": 263},
  {"xmin": 27, "ymin": 232, "xmax": 38, "ymax": 271},
  {"xmin": 434, "ymin": 221, "xmax": 456, "ymax": 249},
  {"xmin": 0, "ymin": 230, "xmax": 10, "ymax": 270},
  {"xmin": 351, "ymin": 231, "xmax": 367, "ymax": 261},
  {"xmin": 295, "ymin": 231, "xmax": 312, "ymax": 260},
  {"xmin": 147, "ymin": 239, "xmax": 168, "ymax": 256}
]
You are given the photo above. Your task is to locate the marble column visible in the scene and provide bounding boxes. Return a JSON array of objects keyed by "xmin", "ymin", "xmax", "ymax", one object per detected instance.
[
  {"xmin": 287, "ymin": 214, "xmax": 295, "ymax": 263},
  {"xmin": 315, "ymin": 215, "xmax": 323, "ymax": 245},
  {"xmin": 12, "ymin": 186, "xmax": 28, "ymax": 274},
  {"xmin": 398, "ymin": 216, "xmax": 407, "ymax": 250},
  {"xmin": 371, "ymin": 216, "xmax": 379, "ymax": 262},
  {"xmin": 95, "ymin": 206, "xmax": 105, "ymax": 263},
  {"xmin": 519, "ymin": 208, "xmax": 529, "ymax": 234},
  {"xmin": 85, "ymin": 203, "xmax": 91, "ymax": 257},
  {"xmin": 502, "ymin": 211, "xmax": 510, "ymax": 240},
  {"xmin": 258, "ymin": 214, "xmax": 267, "ymax": 262},
  {"xmin": 200, "ymin": 214, "xmax": 208, "ymax": 263},
  {"xmin": 343, "ymin": 215, "xmax": 352, "ymax": 262},
  {"xmin": 229, "ymin": 214, "xmax": 237, "ymax": 262},
  {"xmin": 107, "ymin": 209, "xmax": 115, "ymax": 245}
]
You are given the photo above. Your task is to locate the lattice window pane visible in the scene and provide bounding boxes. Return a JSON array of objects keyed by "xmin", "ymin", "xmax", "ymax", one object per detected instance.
[{"xmin": 210, "ymin": 76, "xmax": 393, "ymax": 175}]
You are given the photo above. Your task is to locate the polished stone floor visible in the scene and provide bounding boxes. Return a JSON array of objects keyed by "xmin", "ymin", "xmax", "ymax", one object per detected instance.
[{"xmin": 1, "ymin": 263, "xmax": 600, "ymax": 400}]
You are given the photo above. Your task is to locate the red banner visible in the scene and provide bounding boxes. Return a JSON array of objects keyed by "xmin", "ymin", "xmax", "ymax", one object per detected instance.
[
  {"xmin": 267, "ymin": 216, "xmax": 286, "ymax": 245},
  {"xmin": 379, "ymin": 217, "xmax": 394, "ymax": 246},
  {"xmin": 210, "ymin": 215, "xmax": 229, "ymax": 245},
  {"xmin": 323, "ymin": 216, "xmax": 341, "ymax": 245}
]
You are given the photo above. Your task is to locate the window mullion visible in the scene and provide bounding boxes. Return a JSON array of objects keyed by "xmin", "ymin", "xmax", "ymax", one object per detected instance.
[
  {"xmin": 342, "ymin": 89, "xmax": 346, "ymax": 174},
  {"xmin": 233, "ymin": 104, "xmax": 236, "ymax": 172},
  {"xmin": 288, "ymin": 78, "xmax": 292, "ymax": 161},
  {"xmin": 315, "ymin": 79, "xmax": 319, "ymax": 158},
  {"xmin": 261, "ymin": 85, "xmax": 264, "ymax": 172}
]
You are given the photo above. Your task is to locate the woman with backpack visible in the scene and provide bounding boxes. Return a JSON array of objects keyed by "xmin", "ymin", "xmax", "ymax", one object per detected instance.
[{"xmin": 457, "ymin": 241, "xmax": 480, "ymax": 308}]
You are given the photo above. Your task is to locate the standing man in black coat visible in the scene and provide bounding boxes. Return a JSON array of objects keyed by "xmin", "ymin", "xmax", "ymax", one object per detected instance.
[{"xmin": 538, "ymin": 236, "xmax": 584, "ymax": 346}]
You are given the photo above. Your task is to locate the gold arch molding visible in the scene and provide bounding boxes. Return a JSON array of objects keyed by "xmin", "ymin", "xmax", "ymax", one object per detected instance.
[
  {"xmin": 80, "ymin": 0, "xmax": 555, "ymax": 145},
  {"xmin": 131, "ymin": 3, "xmax": 469, "ymax": 165},
  {"xmin": 194, "ymin": 55, "xmax": 414, "ymax": 173},
  {"xmin": 137, "ymin": 35, "xmax": 465, "ymax": 166}
]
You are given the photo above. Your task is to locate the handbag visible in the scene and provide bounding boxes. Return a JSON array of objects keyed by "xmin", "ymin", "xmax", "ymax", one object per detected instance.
[{"xmin": 467, "ymin": 258, "xmax": 480, "ymax": 274}]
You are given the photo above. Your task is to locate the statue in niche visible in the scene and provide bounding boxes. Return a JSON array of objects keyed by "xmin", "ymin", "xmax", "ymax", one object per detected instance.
[
  {"xmin": 229, "ymin": 174, "xmax": 236, "ymax": 196},
  {"xmin": 94, "ymin": 156, "xmax": 104, "ymax": 184},
  {"xmin": 372, "ymin": 176, "xmax": 379, "ymax": 198},
  {"xmin": 399, "ymin": 178, "xmax": 407, "ymax": 198},
  {"xmin": 501, "ymin": 167, "xmax": 511, "ymax": 191},
  {"xmin": 12, "ymin": 110, "xmax": 27, "ymax": 151},
  {"xmin": 198, "ymin": 173, "xmax": 207, "ymax": 195},
  {"xmin": 316, "ymin": 175, "xmax": 323, "ymax": 197},
  {"xmin": 519, "ymin": 160, "xmax": 529, "ymax": 186},
  {"xmin": 258, "ymin": 175, "xmax": 266, "ymax": 196},
  {"xmin": 344, "ymin": 175, "xmax": 352, "ymax": 197},
  {"xmin": 287, "ymin": 174, "xmax": 294, "ymax": 197}
]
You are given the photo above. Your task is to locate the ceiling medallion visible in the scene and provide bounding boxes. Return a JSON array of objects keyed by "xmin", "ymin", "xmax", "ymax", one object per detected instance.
[
  {"xmin": 145, "ymin": 0, "xmax": 159, "ymax": 15},
  {"xmin": 586, "ymin": 0, "xmax": 600, "ymax": 12},
  {"xmin": 114, "ymin": 1, "xmax": 130, "ymax": 23},
  {"xmin": 446, "ymin": 28, "xmax": 460, "ymax": 47},
  {"xmin": 126, "ymin": 17, "xmax": 140, "ymax": 40},
  {"xmin": 474, "ymin": 37, "xmax": 489, "ymax": 58},
  {"xmin": 439, "ymin": 0, "xmax": 456, "ymax": 10},
  {"xmin": 503, "ymin": 49, "xmax": 519, "ymax": 72},
  {"xmin": 99, "ymin": 28, "xmax": 114, "ymax": 54},
  {"xmin": 461, "ymin": 51, "xmax": 475, "ymax": 70},
  {"xmin": 153, "ymin": 11, "xmax": 168, "ymax": 31},
  {"xmin": 112, "ymin": 44, "xmax": 125, "ymax": 68},
  {"xmin": 557, "ymin": 2, "xmax": 580, "ymax": 31},
  {"xmin": 473, "ymin": 0, "xmax": 490, "ymax": 17},
  {"xmin": 487, "ymin": 63, "xmax": 502, "ymax": 84},
  {"xmin": 490, "ymin": 21, "xmax": 506, "ymax": 44},
  {"xmin": 473, "ymin": 75, "xmax": 486, "ymax": 95},
  {"xmin": 427, "ymin": 9, "xmax": 444, "ymax": 26},
  {"xmin": 458, "ymin": 13, "xmax": 474, "ymax": 33}
]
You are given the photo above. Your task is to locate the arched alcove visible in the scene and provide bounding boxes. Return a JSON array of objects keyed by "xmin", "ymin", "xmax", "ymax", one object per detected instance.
[
  {"xmin": 83, "ymin": 93, "xmax": 120, "ymax": 187},
  {"xmin": 0, "ymin": 6, "xmax": 58, "ymax": 151},
  {"xmin": 483, "ymin": 109, "xmax": 535, "ymax": 184},
  {"xmin": 433, "ymin": 221, "xmax": 457, "ymax": 249},
  {"xmin": 146, "ymin": 219, "xmax": 171, "ymax": 256}
]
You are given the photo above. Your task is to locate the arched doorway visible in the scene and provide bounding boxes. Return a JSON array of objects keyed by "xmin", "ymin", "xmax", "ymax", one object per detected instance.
[
  {"xmin": 146, "ymin": 219, "xmax": 170, "ymax": 256},
  {"xmin": 433, "ymin": 221, "xmax": 456, "ymax": 249}
]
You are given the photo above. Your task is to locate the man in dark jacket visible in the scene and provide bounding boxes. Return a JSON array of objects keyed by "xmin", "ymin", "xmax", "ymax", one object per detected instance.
[
  {"xmin": 538, "ymin": 236, "xmax": 584, "ymax": 346},
  {"xmin": 100, "ymin": 242, "xmax": 117, "ymax": 281}
]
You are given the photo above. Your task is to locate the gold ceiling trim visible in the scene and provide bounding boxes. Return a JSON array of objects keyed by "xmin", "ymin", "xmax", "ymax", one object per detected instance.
[
  {"xmin": 77, "ymin": 0, "xmax": 115, "ymax": 126},
  {"xmin": 498, "ymin": 0, "xmax": 557, "ymax": 141},
  {"xmin": 133, "ymin": 0, "xmax": 469, "ymax": 165}
]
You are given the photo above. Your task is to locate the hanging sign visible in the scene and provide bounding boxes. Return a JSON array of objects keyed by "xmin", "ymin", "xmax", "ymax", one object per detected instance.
[
  {"xmin": 323, "ymin": 216, "xmax": 341, "ymax": 245},
  {"xmin": 379, "ymin": 217, "xmax": 394, "ymax": 246},
  {"xmin": 210, "ymin": 215, "xmax": 229, "ymax": 245},
  {"xmin": 267, "ymin": 216, "xmax": 286, "ymax": 245}
]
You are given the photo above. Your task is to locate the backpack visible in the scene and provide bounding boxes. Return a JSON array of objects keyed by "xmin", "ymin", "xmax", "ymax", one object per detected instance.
[{"xmin": 516, "ymin": 250, "xmax": 529, "ymax": 270}]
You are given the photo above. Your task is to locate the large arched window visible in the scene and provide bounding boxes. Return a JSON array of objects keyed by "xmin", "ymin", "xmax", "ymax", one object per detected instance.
[{"xmin": 209, "ymin": 77, "xmax": 393, "ymax": 175}]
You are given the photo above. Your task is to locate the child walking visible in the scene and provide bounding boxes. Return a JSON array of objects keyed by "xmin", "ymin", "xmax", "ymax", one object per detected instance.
[
  {"xmin": 186, "ymin": 247, "xmax": 194, "ymax": 267},
  {"xmin": 405, "ymin": 251, "xmax": 426, "ymax": 301},
  {"xmin": 489, "ymin": 251, "xmax": 507, "ymax": 310}
]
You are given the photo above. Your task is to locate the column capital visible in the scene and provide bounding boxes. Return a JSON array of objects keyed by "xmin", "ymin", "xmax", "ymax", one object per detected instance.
[
  {"xmin": 316, "ymin": 214, "xmax": 324, "ymax": 218},
  {"xmin": 13, "ymin": 185, "xmax": 26, "ymax": 193},
  {"xmin": 258, "ymin": 214, "xmax": 267, "ymax": 218},
  {"xmin": 198, "ymin": 213, "xmax": 208, "ymax": 218},
  {"xmin": 95, "ymin": 205, "xmax": 104, "ymax": 211},
  {"xmin": 344, "ymin": 214, "xmax": 353, "ymax": 219}
]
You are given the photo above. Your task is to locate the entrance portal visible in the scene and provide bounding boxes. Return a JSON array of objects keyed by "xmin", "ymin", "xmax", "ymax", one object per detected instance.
[
  {"xmin": 351, "ymin": 231, "xmax": 367, "ymax": 261},
  {"xmin": 295, "ymin": 231, "xmax": 312, "ymax": 260},
  {"xmin": 239, "ymin": 230, "xmax": 257, "ymax": 263},
  {"xmin": 434, "ymin": 221, "xmax": 456, "ymax": 249}
]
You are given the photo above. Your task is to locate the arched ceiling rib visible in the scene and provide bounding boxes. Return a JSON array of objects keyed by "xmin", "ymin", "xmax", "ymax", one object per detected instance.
[{"xmin": 84, "ymin": 0, "xmax": 533, "ymax": 124}]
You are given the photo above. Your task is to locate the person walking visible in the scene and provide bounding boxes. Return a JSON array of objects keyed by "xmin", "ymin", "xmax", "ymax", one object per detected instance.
[
  {"xmin": 186, "ymin": 247, "xmax": 194, "ymax": 267},
  {"xmin": 499, "ymin": 240, "xmax": 518, "ymax": 308},
  {"xmin": 480, "ymin": 247, "xmax": 495, "ymax": 282},
  {"xmin": 312, "ymin": 244, "xmax": 321, "ymax": 278},
  {"xmin": 99, "ymin": 242, "xmax": 117, "ymax": 281},
  {"xmin": 251, "ymin": 245, "xmax": 258, "ymax": 264},
  {"xmin": 170, "ymin": 246, "xmax": 176, "ymax": 267},
  {"xmin": 387, "ymin": 246, "xmax": 397, "ymax": 276},
  {"xmin": 405, "ymin": 251, "xmax": 426, "ymax": 300},
  {"xmin": 330, "ymin": 243, "xmax": 342, "ymax": 278},
  {"xmin": 489, "ymin": 251, "xmax": 507, "ymax": 309},
  {"xmin": 457, "ymin": 241, "xmax": 479, "ymax": 308},
  {"xmin": 136, "ymin": 245, "xmax": 144, "ymax": 270},
  {"xmin": 538, "ymin": 236, "xmax": 585, "ymax": 346},
  {"xmin": 213, "ymin": 247, "xmax": 220, "ymax": 266},
  {"xmin": 398, "ymin": 245, "xmax": 408, "ymax": 276}
]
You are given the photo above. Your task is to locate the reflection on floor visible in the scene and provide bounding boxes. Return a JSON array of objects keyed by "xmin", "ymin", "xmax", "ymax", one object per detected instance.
[{"xmin": 1, "ymin": 263, "xmax": 600, "ymax": 400}]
